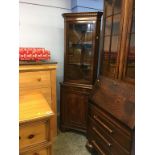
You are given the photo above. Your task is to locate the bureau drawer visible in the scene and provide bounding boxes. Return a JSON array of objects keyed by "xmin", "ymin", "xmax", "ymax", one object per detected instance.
[
  {"xmin": 19, "ymin": 71, "xmax": 51, "ymax": 89},
  {"xmin": 88, "ymin": 126, "xmax": 110, "ymax": 155},
  {"xmin": 88, "ymin": 116, "xmax": 130, "ymax": 155},
  {"xmin": 89, "ymin": 104, "xmax": 132, "ymax": 151},
  {"xmin": 19, "ymin": 121, "xmax": 49, "ymax": 149}
]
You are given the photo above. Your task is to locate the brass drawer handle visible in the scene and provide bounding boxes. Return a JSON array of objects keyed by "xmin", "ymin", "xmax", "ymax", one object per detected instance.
[
  {"xmin": 91, "ymin": 140, "xmax": 106, "ymax": 155},
  {"xmin": 93, "ymin": 115, "xmax": 113, "ymax": 134},
  {"xmin": 28, "ymin": 134, "xmax": 35, "ymax": 139},
  {"xmin": 92, "ymin": 127, "xmax": 112, "ymax": 147}
]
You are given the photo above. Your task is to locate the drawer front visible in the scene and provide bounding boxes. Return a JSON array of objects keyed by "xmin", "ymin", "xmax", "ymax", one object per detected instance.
[
  {"xmin": 87, "ymin": 124, "xmax": 110, "ymax": 155},
  {"xmin": 22, "ymin": 148, "xmax": 49, "ymax": 155},
  {"xmin": 89, "ymin": 104, "xmax": 132, "ymax": 151},
  {"xmin": 19, "ymin": 87, "xmax": 51, "ymax": 106},
  {"xmin": 88, "ymin": 117, "xmax": 130, "ymax": 155},
  {"xmin": 19, "ymin": 71, "xmax": 51, "ymax": 89},
  {"xmin": 19, "ymin": 121, "xmax": 48, "ymax": 149}
]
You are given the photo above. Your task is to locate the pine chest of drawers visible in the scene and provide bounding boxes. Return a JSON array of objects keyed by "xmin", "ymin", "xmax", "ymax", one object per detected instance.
[
  {"xmin": 19, "ymin": 93, "xmax": 54, "ymax": 155},
  {"xmin": 19, "ymin": 63, "xmax": 57, "ymax": 138}
]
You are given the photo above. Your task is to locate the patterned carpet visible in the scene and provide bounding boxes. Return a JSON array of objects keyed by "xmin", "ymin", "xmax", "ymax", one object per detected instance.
[{"xmin": 53, "ymin": 132, "xmax": 91, "ymax": 155}]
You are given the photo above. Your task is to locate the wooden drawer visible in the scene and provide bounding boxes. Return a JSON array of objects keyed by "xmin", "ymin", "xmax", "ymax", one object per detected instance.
[
  {"xmin": 21, "ymin": 147, "xmax": 50, "ymax": 155},
  {"xmin": 19, "ymin": 121, "xmax": 49, "ymax": 149},
  {"xmin": 19, "ymin": 87, "xmax": 51, "ymax": 106},
  {"xmin": 88, "ymin": 124, "xmax": 110, "ymax": 155},
  {"xmin": 19, "ymin": 71, "xmax": 51, "ymax": 89},
  {"xmin": 89, "ymin": 104, "xmax": 132, "ymax": 151},
  {"xmin": 88, "ymin": 116, "xmax": 130, "ymax": 155}
]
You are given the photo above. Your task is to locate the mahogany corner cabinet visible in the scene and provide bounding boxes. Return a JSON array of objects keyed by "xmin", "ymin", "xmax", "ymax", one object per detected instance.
[{"xmin": 60, "ymin": 12, "xmax": 103, "ymax": 133}]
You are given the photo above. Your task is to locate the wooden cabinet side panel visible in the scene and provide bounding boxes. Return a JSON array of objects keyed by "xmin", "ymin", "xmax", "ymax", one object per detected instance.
[{"xmin": 50, "ymin": 69, "xmax": 57, "ymax": 138}]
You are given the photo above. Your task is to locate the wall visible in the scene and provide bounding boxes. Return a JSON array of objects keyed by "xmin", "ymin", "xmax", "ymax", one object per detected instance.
[
  {"xmin": 71, "ymin": 0, "xmax": 103, "ymax": 12},
  {"xmin": 19, "ymin": 0, "xmax": 71, "ymax": 115},
  {"xmin": 19, "ymin": 0, "xmax": 103, "ymax": 122}
]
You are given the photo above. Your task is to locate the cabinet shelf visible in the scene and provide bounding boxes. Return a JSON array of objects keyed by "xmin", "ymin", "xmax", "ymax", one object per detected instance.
[
  {"xmin": 68, "ymin": 63, "xmax": 91, "ymax": 66},
  {"xmin": 71, "ymin": 43, "xmax": 92, "ymax": 49}
]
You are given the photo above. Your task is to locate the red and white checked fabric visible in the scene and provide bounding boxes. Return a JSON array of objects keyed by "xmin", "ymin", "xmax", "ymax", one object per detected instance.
[{"xmin": 19, "ymin": 48, "xmax": 51, "ymax": 61}]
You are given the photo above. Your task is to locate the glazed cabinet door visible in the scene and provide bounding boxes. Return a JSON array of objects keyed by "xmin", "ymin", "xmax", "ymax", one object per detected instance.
[
  {"xmin": 100, "ymin": 0, "xmax": 135, "ymax": 83},
  {"xmin": 100, "ymin": 0, "xmax": 123, "ymax": 78},
  {"xmin": 64, "ymin": 21, "xmax": 96, "ymax": 84},
  {"xmin": 122, "ymin": 0, "xmax": 135, "ymax": 83}
]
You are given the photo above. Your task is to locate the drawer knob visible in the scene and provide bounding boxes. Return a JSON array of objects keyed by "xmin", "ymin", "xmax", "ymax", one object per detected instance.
[
  {"xmin": 19, "ymin": 136, "xmax": 21, "ymax": 140},
  {"xmin": 28, "ymin": 134, "xmax": 35, "ymax": 139},
  {"xmin": 34, "ymin": 153, "xmax": 39, "ymax": 155},
  {"xmin": 37, "ymin": 78, "xmax": 41, "ymax": 82},
  {"xmin": 97, "ymin": 79, "xmax": 100, "ymax": 82}
]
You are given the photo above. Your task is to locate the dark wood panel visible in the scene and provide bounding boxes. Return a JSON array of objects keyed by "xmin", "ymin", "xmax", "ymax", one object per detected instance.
[
  {"xmin": 60, "ymin": 83, "xmax": 92, "ymax": 132},
  {"xmin": 90, "ymin": 76, "xmax": 135, "ymax": 129}
]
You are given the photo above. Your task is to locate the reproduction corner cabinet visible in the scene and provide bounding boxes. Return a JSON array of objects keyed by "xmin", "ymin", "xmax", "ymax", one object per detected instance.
[
  {"xmin": 86, "ymin": 0, "xmax": 135, "ymax": 155},
  {"xmin": 60, "ymin": 12, "xmax": 103, "ymax": 133}
]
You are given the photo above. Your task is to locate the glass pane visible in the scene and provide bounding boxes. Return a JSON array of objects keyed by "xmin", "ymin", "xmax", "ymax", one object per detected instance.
[
  {"xmin": 126, "ymin": 34, "xmax": 135, "ymax": 79},
  {"xmin": 112, "ymin": 14, "xmax": 121, "ymax": 35},
  {"xmin": 131, "ymin": 19, "xmax": 135, "ymax": 33},
  {"xmin": 114, "ymin": 0, "xmax": 122, "ymax": 14},
  {"xmin": 105, "ymin": 0, "xmax": 113, "ymax": 17},
  {"xmin": 102, "ymin": 36, "xmax": 118, "ymax": 78},
  {"xmin": 104, "ymin": 36, "xmax": 110, "ymax": 53},
  {"xmin": 105, "ymin": 16, "xmax": 112, "ymax": 36},
  {"xmin": 130, "ymin": 34, "xmax": 135, "ymax": 52},
  {"xmin": 66, "ymin": 23, "xmax": 95, "ymax": 83},
  {"xmin": 111, "ymin": 36, "xmax": 119, "ymax": 53},
  {"xmin": 131, "ymin": 10, "xmax": 135, "ymax": 33}
]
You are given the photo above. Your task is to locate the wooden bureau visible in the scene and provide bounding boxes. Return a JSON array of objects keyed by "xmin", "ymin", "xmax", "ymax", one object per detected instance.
[
  {"xmin": 19, "ymin": 93, "xmax": 54, "ymax": 155},
  {"xmin": 19, "ymin": 63, "xmax": 57, "ymax": 138},
  {"xmin": 86, "ymin": 0, "xmax": 135, "ymax": 154},
  {"xmin": 86, "ymin": 77, "xmax": 135, "ymax": 155}
]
